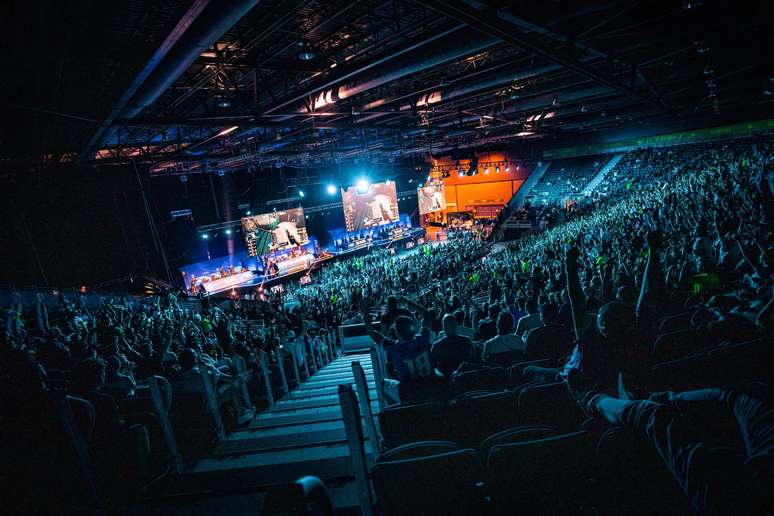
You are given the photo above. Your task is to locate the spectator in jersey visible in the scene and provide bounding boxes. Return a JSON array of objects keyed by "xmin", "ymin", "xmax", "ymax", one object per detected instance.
[
  {"xmin": 482, "ymin": 312, "xmax": 525, "ymax": 362},
  {"xmin": 361, "ymin": 297, "xmax": 435, "ymax": 404},
  {"xmin": 431, "ymin": 314, "xmax": 476, "ymax": 377}
]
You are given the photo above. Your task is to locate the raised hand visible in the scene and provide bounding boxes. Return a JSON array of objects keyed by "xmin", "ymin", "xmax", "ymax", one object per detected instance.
[
  {"xmin": 565, "ymin": 246, "xmax": 580, "ymax": 272},
  {"xmin": 646, "ymin": 229, "xmax": 663, "ymax": 250}
]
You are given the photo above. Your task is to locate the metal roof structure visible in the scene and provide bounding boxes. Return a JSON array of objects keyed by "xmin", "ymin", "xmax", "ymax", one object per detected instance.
[{"xmin": 4, "ymin": 0, "xmax": 773, "ymax": 172}]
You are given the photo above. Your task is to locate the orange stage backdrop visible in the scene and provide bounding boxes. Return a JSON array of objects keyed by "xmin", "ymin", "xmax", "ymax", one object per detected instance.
[{"xmin": 422, "ymin": 152, "xmax": 529, "ymax": 230}]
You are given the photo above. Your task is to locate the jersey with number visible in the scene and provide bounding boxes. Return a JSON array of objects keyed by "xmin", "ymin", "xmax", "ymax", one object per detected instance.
[{"xmin": 383, "ymin": 330, "xmax": 433, "ymax": 382}]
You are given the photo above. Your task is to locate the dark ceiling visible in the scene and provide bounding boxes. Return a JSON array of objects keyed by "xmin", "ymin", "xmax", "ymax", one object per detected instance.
[{"xmin": 3, "ymin": 0, "xmax": 773, "ymax": 173}]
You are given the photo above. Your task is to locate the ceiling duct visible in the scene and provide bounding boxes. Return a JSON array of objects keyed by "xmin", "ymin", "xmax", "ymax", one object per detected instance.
[
  {"xmin": 121, "ymin": 0, "xmax": 262, "ymax": 118},
  {"xmin": 267, "ymin": 27, "xmax": 499, "ymax": 119}
]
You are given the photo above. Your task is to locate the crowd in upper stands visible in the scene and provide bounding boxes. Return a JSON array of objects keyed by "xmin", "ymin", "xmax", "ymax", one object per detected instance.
[{"xmin": 1, "ymin": 136, "xmax": 772, "ymax": 514}]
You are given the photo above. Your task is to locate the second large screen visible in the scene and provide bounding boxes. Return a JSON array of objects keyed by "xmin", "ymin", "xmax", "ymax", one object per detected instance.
[
  {"xmin": 341, "ymin": 181, "xmax": 399, "ymax": 232},
  {"xmin": 417, "ymin": 184, "xmax": 446, "ymax": 214},
  {"xmin": 242, "ymin": 208, "xmax": 309, "ymax": 256}
]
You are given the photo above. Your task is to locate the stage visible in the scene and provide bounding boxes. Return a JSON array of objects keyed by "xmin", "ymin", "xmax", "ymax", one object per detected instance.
[{"xmin": 199, "ymin": 226, "xmax": 426, "ymax": 296}]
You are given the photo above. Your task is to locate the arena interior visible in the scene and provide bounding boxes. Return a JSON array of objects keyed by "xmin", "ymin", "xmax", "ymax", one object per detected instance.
[{"xmin": 2, "ymin": 1, "xmax": 774, "ymax": 514}]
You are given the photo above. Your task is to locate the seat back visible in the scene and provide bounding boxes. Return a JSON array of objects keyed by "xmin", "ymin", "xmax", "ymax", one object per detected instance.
[
  {"xmin": 451, "ymin": 366, "xmax": 507, "ymax": 394},
  {"xmin": 506, "ymin": 358, "xmax": 553, "ymax": 388},
  {"xmin": 379, "ymin": 402, "xmax": 446, "ymax": 449},
  {"xmin": 445, "ymin": 391, "xmax": 519, "ymax": 445},
  {"xmin": 486, "ymin": 431, "xmax": 592, "ymax": 514},
  {"xmin": 705, "ymin": 337, "xmax": 773, "ymax": 386},
  {"xmin": 484, "ymin": 350, "xmax": 526, "ymax": 366},
  {"xmin": 373, "ymin": 442, "xmax": 478, "ymax": 515},
  {"xmin": 479, "ymin": 425, "xmax": 557, "ymax": 460},
  {"xmin": 658, "ymin": 311, "xmax": 693, "ymax": 333},
  {"xmin": 517, "ymin": 381, "xmax": 583, "ymax": 429},
  {"xmin": 650, "ymin": 329, "xmax": 698, "ymax": 363},
  {"xmin": 649, "ymin": 353, "xmax": 708, "ymax": 391}
]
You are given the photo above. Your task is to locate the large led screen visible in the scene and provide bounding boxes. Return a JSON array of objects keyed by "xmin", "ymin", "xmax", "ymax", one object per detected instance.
[
  {"xmin": 417, "ymin": 184, "xmax": 447, "ymax": 214},
  {"xmin": 242, "ymin": 208, "xmax": 308, "ymax": 256},
  {"xmin": 341, "ymin": 181, "xmax": 399, "ymax": 232}
]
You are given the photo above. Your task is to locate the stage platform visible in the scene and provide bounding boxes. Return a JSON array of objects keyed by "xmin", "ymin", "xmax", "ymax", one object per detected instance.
[{"xmin": 205, "ymin": 227, "xmax": 426, "ymax": 296}]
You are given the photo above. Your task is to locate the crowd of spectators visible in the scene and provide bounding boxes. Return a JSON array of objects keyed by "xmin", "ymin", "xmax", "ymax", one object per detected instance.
[{"xmin": 1, "ymin": 137, "xmax": 772, "ymax": 514}]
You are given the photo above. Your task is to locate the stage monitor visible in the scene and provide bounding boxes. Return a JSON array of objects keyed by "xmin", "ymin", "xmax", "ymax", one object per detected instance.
[
  {"xmin": 242, "ymin": 208, "xmax": 309, "ymax": 256},
  {"xmin": 341, "ymin": 180, "xmax": 399, "ymax": 232},
  {"xmin": 417, "ymin": 183, "xmax": 446, "ymax": 214}
]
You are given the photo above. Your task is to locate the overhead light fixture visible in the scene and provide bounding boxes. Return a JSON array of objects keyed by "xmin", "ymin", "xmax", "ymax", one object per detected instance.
[
  {"xmin": 217, "ymin": 126, "xmax": 239, "ymax": 137},
  {"xmin": 495, "ymin": 164, "xmax": 500, "ymax": 173},
  {"xmin": 458, "ymin": 169, "xmax": 465, "ymax": 177},
  {"xmin": 201, "ymin": 234, "xmax": 209, "ymax": 240},
  {"xmin": 484, "ymin": 166, "xmax": 490, "ymax": 175},
  {"xmin": 356, "ymin": 178, "xmax": 370, "ymax": 193},
  {"xmin": 299, "ymin": 190, "xmax": 305, "ymax": 198},
  {"xmin": 298, "ymin": 40, "xmax": 316, "ymax": 61},
  {"xmin": 217, "ymin": 98, "xmax": 231, "ymax": 108},
  {"xmin": 326, "ymin": 184, "xmax": 337, "ymax": 195},
  {"xmin": 505, "ymin": 164, "xmax": 510, "ymax": 172},
  {"xmin": 225, "ymin": 229, "xmax": 232, "ymax": 235}
]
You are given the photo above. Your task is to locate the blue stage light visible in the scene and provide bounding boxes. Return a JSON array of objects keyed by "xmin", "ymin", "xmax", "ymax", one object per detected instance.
[
  {"xmin": 299, "ymin": 190, "xmax": 305, "ymax": 197},
  {"xmin": 356, "ymin": 178, "xmax": 370, "ymax": 193},
  {"xmin": 201, "ymin": 234, "xmax": 209, "ymax": 240},
  {"xmin": 326, "ymin": 184, "xmax": 337, "ymax": 195},
  {"xmin": 225, "ymin": 229, "xmax": 232, "ymax": 235}
]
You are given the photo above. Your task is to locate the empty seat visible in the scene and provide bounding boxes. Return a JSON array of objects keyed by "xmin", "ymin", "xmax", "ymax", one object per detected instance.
[
  {"xmin": 517, "ymin": 381, "xmax": 584, "ymax": 429},
  {"xmin": 373, "ymin": 441, "xmax": 479, "ymax": 515},
  {"xmin": 649, "ymin": 353, "xmax": 708, "ymax": 391},
  {"xmin": 451, "ymin": 366, "xmax": 507, "ymax": 394},
  {"xmin": 379, "ymin": 402, "xmax": 446, "ymax": 449},
  {"xmin": 658, "ymin": 311, "xmax": 693, "ymax": 333},
  {"xmin": 705, "ymin": 337, "xmax": 773, "ymax": 386},
  {"xmin": 486, "ymin": 431, "xmax": 593, "ymax": 514},
  {"xmin": 650, "ymin": 329, "xmax": 700, "ymax": 363},
  {"xmin": 484, "ymin": 350, "xmax": 526, "ymax": 366},
  {"xmin": 445, "ymin": 390, "xmax": 519, "ymax": 445},
  {"xmin": 479, "ymin": 425, "xmax": 557, "ymax": 460},
  {"xmin": 506, "ymin": 359, "xmax": 554, "ymax": 388}
]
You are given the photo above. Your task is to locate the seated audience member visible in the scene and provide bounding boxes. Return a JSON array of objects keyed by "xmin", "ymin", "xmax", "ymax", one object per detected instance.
[
  {"xmin": 570, "ymin": 376, "xmax": 774, "ymax": 516},
  {"xmin": 515, "ymin": 298, "xmax": 543, "ymax": 335},
  {"xmin": 169, "ymin": 348, "xmax": 213, "ymax": 395},
  {"xmin": 361, "ymin": 298, "xmax": 435, "ymax": 404},
  {"xmin": 482, "ymin": 312, "xmax": 525, "ymax": 362},
  {"xmin": 431, "ymin": 314, "xmax": 476, "ymax": 377},
  {"xmin": 102, "ymin": 355, "xmax": 136, "ymax": 399},
  {"xmin": 436, "ymin": 309, "xmax": 475, "ymax": 340},
  {"xmin": 524, "ymin": 302, "xmax": 573, "ymax": 359},
  {"xmin": 475, "ymin": 304, "xmax": 500, "ymax": 341}
]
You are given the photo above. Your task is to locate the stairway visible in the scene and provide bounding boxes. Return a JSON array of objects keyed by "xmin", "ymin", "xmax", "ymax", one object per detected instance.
[
  {"xmin": 134, "ymin": 352, "xmax": 377, "ymax": 515},
  {"xmin": 582, "ymin": 153, "xmax": 623, "ymax": 195},
  {"xmin": 509, "ymin": 160, "xmax": 552, "ymax": 210}
]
